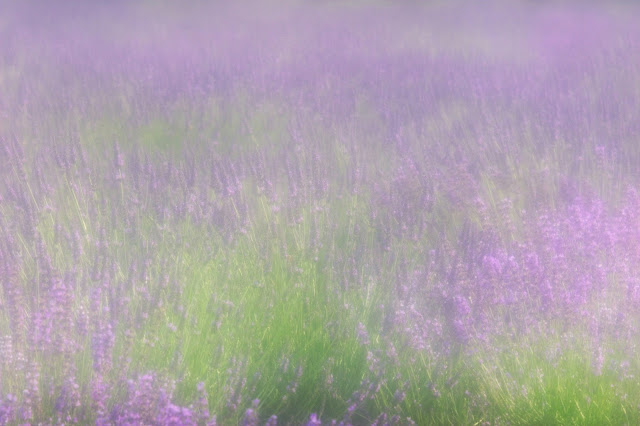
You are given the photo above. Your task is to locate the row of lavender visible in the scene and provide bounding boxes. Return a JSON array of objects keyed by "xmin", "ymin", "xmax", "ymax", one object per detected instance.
[{"xmin": 2, "ymin": 1, "xmax": 640, "ymax": 424}]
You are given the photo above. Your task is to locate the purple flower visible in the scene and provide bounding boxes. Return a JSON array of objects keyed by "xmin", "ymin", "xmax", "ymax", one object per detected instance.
[{"xmin": 306, "ymin": 413, "xmax": 322, "ymax": 426}]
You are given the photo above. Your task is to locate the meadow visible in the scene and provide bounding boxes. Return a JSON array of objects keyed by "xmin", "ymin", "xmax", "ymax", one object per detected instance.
[{"xmin": 2, "ymin": 1, "xmax": 640, "ymax": 424}]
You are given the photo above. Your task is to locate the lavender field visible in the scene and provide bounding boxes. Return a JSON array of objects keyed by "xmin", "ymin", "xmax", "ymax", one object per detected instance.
[{"xmin": 2, "ymin": 1, "xmax": 640, "ymax": 424}]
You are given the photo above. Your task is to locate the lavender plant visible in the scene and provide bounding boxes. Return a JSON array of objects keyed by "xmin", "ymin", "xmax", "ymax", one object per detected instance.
[{"xmin": 1, "ymin": 1, "xmax": 640, "ymax": 424}]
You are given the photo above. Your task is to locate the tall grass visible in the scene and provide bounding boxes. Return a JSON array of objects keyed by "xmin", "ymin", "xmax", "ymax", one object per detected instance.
[{"xmin": 2, "ymin": 1, "xmax": 640, "ymax": 424}]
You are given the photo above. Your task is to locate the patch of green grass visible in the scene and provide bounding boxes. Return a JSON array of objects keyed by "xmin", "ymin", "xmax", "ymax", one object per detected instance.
[{"xmin": 114, "ymin": 218, "xmax": 369, "ymax": 423}]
